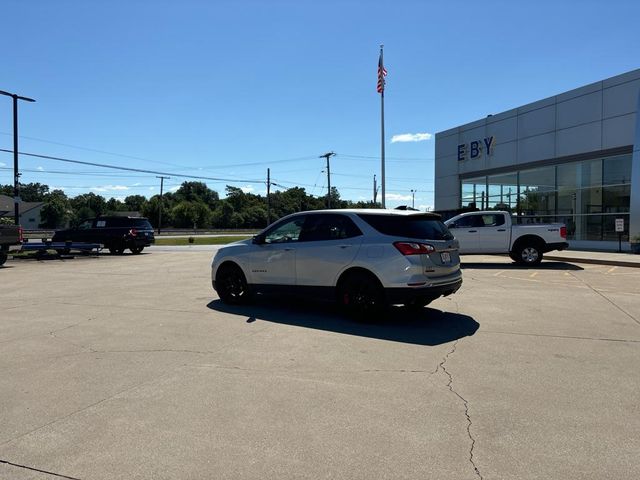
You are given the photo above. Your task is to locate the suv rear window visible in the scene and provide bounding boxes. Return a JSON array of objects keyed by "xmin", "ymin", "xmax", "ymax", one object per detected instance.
[
  {"xmin": 101, "ymin": 218, "xmax": 153, "ymax": 229},
  {"xmin": 358, "ymin": 214, "xmax": 453, "ymax": 240}
]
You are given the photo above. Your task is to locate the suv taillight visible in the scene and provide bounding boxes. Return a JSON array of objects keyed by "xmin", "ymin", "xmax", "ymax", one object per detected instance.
[
  {"xmin": 560, "ymin": 226, "xmax": 567, "ymax": 239},
  {"xmin": 18, "ymin": 227, "xmax": 23, "ymax": 244},
  {"xmin": 393, "ymin": 241, "xmax": 435, "ymax": 255},
  {"xmin": 129, "ymin": 228, "xmax": 138, "ymax": 237}
]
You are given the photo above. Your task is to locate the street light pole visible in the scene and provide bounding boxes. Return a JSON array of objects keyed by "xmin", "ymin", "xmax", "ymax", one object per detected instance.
[
  {"xmin": 0, "ymin": 90, "xmax": 36, "ymax": 226},
  {"xmin": 411, "ymin": 189, "xmax": 415, "ymax": 209}
]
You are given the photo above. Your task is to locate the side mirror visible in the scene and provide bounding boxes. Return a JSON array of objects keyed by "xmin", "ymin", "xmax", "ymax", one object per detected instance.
[
  {"xmin": 446, "ymin": 223, "xmax": 456, "ymax": 229},
  {"xmin": 252, "ymin": 234, "xmax": 265, "ymax": 245}
]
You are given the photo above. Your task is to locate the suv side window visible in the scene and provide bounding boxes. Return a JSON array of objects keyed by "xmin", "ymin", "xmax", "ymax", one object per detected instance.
[
  {"xmin": 300, "ymin": 214, "xmax": 362, "ymax": 242},
  {"xmin": 78, "ymin": 220, "xmax": 93, "ymax": 230},
  {"xmin": 264, "ymin": 217, "xmax": 305, "ymax": 244}
]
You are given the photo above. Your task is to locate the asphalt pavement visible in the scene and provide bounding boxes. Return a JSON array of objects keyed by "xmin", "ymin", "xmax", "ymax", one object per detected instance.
[{"xmin": 1, "ymin": 252, "xmax": 639, "ymax": 479}]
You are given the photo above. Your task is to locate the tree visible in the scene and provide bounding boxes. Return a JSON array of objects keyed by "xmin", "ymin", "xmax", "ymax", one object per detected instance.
[
  {"xmin": 106, "ymin": 197, "xmax": 126, "ymax": 213},
  {"xmin": 40, "ymin": 190, "xmax": 72, "ymax": 228},
  {"xmin": 124, "ymin": 195, "xmax": 147, "ymax": 212},
  {"xmin": 171, "ymin": 200, "xmax": 211, "ymax": 228},
  {"xmin": 175, "ymin": 182, "xmax": 219, "ymax": 208},
  {"xmin": 71, "ymin": 193, "xmax": 107, "ymax": 218},
  {"xmin": 20, "ymin": 182, "xmax": 50, "ymax": 202}
]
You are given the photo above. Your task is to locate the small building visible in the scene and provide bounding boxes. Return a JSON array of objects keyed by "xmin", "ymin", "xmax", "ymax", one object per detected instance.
[
  {"xmin": 434, "ymin": 69, "xmax": 640, "ymax": 250},
  {"xmin": 0, "ymin": 194, "xmax": 44, "ymax": 229}
]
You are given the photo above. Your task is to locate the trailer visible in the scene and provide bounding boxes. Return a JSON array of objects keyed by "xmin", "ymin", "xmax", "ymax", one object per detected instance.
[{"xmin": 21, "ymin": 239, "xmax": 102, "ymax": 257}]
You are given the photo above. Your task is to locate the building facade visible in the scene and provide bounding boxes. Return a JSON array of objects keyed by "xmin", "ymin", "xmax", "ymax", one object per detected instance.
[{"xmin": 435, "ymin": 69, "xmax": 640, "ymax": 250}]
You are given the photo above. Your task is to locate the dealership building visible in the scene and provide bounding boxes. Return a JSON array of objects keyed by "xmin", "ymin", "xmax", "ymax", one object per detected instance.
[{"xmin": 435, "ymin": 68, "xmax": 640, "ymax": 250}]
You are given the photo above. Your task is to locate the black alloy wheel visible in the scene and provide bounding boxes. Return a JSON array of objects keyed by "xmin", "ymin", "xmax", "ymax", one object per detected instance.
[
  {"xmin": 339, "ymin": 271, "xmax": 386, "ymax": 321},
  {"xmin": 130, "ymin": 246, "xmax": 144, "ymax": 254},
  {"xmin": 216, "ymin": 264, "xmax": 251, "ymax": 304}
]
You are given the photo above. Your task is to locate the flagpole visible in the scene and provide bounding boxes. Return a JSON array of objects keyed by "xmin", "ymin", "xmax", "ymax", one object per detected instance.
[{"xmin": 380, "ymin": 44, "xmax": 386, "ymax": 209}]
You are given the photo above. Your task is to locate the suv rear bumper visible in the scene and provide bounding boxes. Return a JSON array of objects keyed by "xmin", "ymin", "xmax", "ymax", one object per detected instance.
[{"xmin": 385, "ymin": 278, "xmax": 462, "ymax": 305}]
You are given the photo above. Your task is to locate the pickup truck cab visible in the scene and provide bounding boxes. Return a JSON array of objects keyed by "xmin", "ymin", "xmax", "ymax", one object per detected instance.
[
  {"xmin": 444, "ymin": 211, "xmax": 568, "ymax": 265},
  {"xmin": 0, "ymin": 224, "xmax": 23, "ymax": 266}
]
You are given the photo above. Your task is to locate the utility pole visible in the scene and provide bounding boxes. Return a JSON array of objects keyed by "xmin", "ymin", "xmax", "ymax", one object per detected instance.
[
  {"xmin": 0, "ymin": 90, "xmax": 36, "ymax": 226},
  {"xmin": 319, "ymin": 152, "xmax": 335, "ymax": 208},
  {"xmin": 266, "ymin": 168, "xmax": 271, "ymax": 226},
  {"xmin": 411, "ymin": 189, "xmax": 415, "ymax": 209},
  {"xmin": 373, "ymin": 174, "xmax": 378, "ymax": 204},
  {"xmin": 156, "ymin": 176, "xmax": 170, "ymax": 234}
]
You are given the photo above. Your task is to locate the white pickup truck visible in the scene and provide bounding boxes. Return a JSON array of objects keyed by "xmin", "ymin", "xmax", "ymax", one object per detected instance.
[{"xmin": 444, "ymin": 211, "xmax": 569, "ymax": 265}]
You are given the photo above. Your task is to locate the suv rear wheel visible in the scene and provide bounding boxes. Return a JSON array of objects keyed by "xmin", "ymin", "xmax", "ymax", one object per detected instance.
[
  {"xmin": 130, "ymin": 246, "xmax": 144, "ymax": 254},
  {"xmin": 338, "ymin": 271, "xmax": 386, "ymax": 321}
]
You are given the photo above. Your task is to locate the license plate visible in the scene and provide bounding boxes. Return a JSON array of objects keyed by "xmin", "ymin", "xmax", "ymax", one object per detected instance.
[{"xmin": 440, "ymin": 252, "xmax": 451, "ymax": 263}]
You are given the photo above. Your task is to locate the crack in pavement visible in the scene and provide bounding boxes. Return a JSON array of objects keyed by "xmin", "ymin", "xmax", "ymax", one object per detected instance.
[
  {"xmin": 0, "ymin": 459, "xmax": 81, "ymax": 479},
  {"xmin": 568, "ymin": 271, "xmax": 640, "ymax": 326},
  {"xmin": 480, "ymin": 330, "xmax": 640, "ymax": 343},
  {"xmin": 434, "ymin": 340, "xmax": 483, "ymax": 480}
]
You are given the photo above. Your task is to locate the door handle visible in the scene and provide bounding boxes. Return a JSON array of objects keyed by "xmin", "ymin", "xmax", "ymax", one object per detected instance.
[
  {"xmin": 497, "ymin": 229, "xmax": 506, "ymax": 232},
  {"xmin": 284, "ymin": 248, "xmax": 295, "ymax": 251},
  {"xmin": 338, "ymin": 245, "xmax": 351, "ymax": 249},
  {"xmin": 468, "ymin": 230, "xmax": 477, "ymax": 233}
]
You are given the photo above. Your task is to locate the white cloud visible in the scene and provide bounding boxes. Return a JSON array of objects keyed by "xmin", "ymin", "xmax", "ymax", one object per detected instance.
[
  {"xmin": 169, "ymin": 186, "xmax": 180, "ymax": 192},
  {"xmin": 0, "ymin": 162, "xmax": 5, "ymax": 167},
  {"xmin": 91, "ymin": 185, "xmax": 130, "ymax": 192},
  {"xmin": 37, "ymin": 166, "xmax": 44, "ymax": 171},
  {"xmin": 391, "ymin": 132, "xmax": 433, "ymax": 143},
  {"xmin": 131, "ymin": 182, "xmax": 142, "ymax": 187},
  {"xmin": 386, "ymin": 193, "xmax": 412, "ymax": 201},
  {"xmin": 240, "ymin": 185, "xmax": 255, "ymax": 193},
  {"xmin": 418, "ymin": 204, "xmax": 434, "ymax": 212}
]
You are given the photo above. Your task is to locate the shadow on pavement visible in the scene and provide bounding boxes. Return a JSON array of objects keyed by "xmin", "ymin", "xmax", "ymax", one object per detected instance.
[
  {"xmin": 461, "ymin": 261, "xmax": 584, "ymax": 271},
  {"xmin": 207, "ymin": 298, "xmax": 479, "ymax": 347}
]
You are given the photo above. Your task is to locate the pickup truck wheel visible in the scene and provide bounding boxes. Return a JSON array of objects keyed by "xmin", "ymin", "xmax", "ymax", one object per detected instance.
[
  {"xmin": 0, "ymin": 251, "xmax": 7, "ymax": 266},
  {"xmin": 215, "ymin": 263, "xmax": 251, "ymax": 304},
  {"xmin": 109, "ymin": 245, "xmax": 125, "ymax": 255},
  {"xmin": 515, "ymin": 244, "xmax": 543, "ymax": 266},
  {"xmin": 338, "ymin": 271, "xmax": 386, "ymax": 321}
]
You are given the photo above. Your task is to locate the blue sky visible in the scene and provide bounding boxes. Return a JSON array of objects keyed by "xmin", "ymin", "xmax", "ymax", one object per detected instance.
[{"xmin": 1, "ymin": 0, "xmax": 639, "ymax": 210}]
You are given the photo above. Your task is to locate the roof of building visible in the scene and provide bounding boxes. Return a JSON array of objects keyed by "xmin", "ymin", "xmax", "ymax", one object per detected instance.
[{"xmin": 0, "ymin": 194, "xmax": 44, "ymax": 217}]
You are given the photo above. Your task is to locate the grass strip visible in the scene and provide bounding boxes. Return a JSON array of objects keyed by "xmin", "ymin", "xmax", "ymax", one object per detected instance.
[{"xmin": 154, "ymin": 236, "xmax": 251, "ymax": 246}]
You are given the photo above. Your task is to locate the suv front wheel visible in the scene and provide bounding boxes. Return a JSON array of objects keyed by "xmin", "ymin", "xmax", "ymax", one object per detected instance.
[{"xmin": 216, "ymin": 263, "xmax": 251, "ymax": 304}]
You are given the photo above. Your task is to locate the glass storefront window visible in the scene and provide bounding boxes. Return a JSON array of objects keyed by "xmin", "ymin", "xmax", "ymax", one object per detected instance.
[
  {"xmin": 459, "ymin": 154, "xmax": 632, "ymax": 242},
  {"xmin": 461, "ymin": 177, "xmax": 487, "ymax": 210},
  {"xmin": 518, "ymin": 166, "xmax": 556, "ymax": 218},
  {"xmin": 487, "ymin": 173, "xmax": 518, "ymax": 211}
]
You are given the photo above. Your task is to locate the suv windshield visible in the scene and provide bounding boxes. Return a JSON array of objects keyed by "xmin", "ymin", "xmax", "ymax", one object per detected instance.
[{"xmin": 358, "ymin": 214, "xmax": 453, "ymax": 240}]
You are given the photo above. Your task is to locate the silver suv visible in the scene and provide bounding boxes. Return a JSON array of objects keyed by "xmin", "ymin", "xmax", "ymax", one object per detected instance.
[{"xmin": 211, "ymin": 209, "xmax": 462, "ymax": 317}]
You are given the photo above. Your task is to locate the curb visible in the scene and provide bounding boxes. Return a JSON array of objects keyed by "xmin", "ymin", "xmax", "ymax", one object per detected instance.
[{"xmin": 545, "ymin": 255, "xmax": 640, "ymax": 268}]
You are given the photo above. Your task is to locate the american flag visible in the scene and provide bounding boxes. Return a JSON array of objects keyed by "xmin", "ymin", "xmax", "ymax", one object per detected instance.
[{"xmin": 377, "ymin": 51, "xmax": 387, "ymax": 94}]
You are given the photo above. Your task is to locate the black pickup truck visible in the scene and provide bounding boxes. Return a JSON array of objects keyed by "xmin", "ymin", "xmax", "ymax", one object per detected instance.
[
  {"xmin": 52, "ymin": 216, "xmax": 155, "ymax": 254},
  {"xmin": 0, "ymin": 224, "xmax": 22, "ymax": 265}
]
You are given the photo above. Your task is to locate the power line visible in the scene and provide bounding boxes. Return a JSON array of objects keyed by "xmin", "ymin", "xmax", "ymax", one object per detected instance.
[
  {"xmin": 0, "ymin": 131, "xmax": 185, "ymax": 168},
  {"xmin": 0, "ymin": 148, "xmax": 263, "ymax": 184}
]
